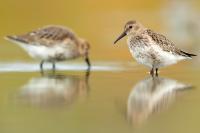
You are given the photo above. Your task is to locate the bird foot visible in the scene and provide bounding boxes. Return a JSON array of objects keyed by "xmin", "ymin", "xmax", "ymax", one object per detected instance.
[{"xmin": 150, "ymin": 68, "xmax": 159, "ymax": 77}]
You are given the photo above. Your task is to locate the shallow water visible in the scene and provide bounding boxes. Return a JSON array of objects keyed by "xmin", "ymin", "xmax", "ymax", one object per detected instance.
[
  {"xmin": 1, "ymin": 0, "xmax": 200, "ymax": 132},
  {"xmin": 0, "ymin": 62, "xmax": 200, "ymax": 133},
  {"xmin": 0, "ymin": 61, "xmax": 126, "ymax": 72}
]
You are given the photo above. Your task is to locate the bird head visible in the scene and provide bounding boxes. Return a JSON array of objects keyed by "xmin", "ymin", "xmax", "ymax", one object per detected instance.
[{"xmin": 114, "ymin": 20, "xmax": 145, "ymax": 44}]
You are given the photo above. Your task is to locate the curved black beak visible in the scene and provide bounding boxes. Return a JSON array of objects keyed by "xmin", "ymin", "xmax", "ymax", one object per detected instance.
[{"xmin": 114, "ymin": 31, "xmax": 127, "ymax": 44}]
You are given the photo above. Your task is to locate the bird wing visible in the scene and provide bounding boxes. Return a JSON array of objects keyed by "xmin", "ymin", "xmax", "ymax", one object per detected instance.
[
  {"xmin": 6, "ymin": 25, "xmax": 79, "ymax": 47},
  {"xmin": 146, "ymin": 29, "xmax": 196, "ymax": 57}
]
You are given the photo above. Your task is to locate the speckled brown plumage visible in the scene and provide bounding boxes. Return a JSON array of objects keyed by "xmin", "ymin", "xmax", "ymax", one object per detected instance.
[
  {"xmin": 7, "ymin": 25, "xmax": 79, "ymax": 47},
  {"xmin": 146, "ymin": 29, "xmax": 196, "ymax": 57},
  {"xmin": 5, "ymin": 25, "xmax": 91, "ymax": 71},
  {"xmin": 114, "ymin": 20, "xmax": 197, "ymax": 76}
]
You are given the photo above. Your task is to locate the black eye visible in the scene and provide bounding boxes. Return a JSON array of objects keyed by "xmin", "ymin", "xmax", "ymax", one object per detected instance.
[{"xmin": 129, "ymin": 26, "xmax": 132, "ymax": 29}]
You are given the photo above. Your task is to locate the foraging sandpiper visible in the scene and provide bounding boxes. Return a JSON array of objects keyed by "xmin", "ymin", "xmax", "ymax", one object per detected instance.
[
  {"xmin": 114, "ymin": 20, "xmax": 196, "ymax": 76},
  {"xmin": 5, "ymin": 25, "xmax": 91, "ymax": 71}
]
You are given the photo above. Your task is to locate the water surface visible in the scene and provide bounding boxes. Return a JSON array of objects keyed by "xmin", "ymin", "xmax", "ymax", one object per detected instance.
[{"xmin": 0, "ymin": 62, "xmax": 199, "ymax": 133}]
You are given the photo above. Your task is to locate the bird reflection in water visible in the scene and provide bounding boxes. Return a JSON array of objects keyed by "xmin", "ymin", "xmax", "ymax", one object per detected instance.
[
  {"xmin": 18, "ymin": 70, "xmax": 90, "ymax": 108},
  {"xmin": 127, "ymin": 76, "xmax": 192, "ymax": 126}
]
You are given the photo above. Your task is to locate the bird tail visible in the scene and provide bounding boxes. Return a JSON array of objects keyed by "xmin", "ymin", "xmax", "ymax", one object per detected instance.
[{"xmin": 180, "ymin": 50, "xmax": 197, "ymax": 58}]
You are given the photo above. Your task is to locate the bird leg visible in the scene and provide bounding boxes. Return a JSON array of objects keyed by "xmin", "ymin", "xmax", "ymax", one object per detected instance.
[
  {"xmin": 156, "ymin": 68, "xmax": 159, "ymax": 76},
  {"xmin": 52, "ymin": 61, "xmax": 56, "ymax": 72},
  {"xmin": 150, "ymin": 68, "xmax": 154, "ymax": 76},
  {"xmin": 40, "ymin": 60, "xmax": 45, "ymax": 75},
  {"xmin": 40, "ymin": 60, "xmax": 45, "ymax": 70}
]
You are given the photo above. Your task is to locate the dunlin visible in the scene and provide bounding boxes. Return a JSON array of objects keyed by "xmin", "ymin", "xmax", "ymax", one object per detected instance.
[
  {"xmin": 5, "ymin": 25, "xmax": 91, "ymax": 71},
  {"xmin": 114, "ymin": 20, "xmax": 196, "ymax": 76}
]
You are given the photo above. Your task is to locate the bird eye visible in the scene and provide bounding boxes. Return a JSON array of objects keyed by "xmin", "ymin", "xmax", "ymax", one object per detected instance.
[{"xmin": 129, "ymin": 26, "xmax": 132, "ymax": 29}]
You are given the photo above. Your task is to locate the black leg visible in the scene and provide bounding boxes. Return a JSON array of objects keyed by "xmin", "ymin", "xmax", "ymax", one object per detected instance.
[
  {"xmin": 156, "ymin": 68, "xmax": 159, "ymax": 76},
  {"xmin": 150, "ymin": 68, "xmax": 154, "ymax": 76},
  {"xmin": 52, "ymin": 61, "xmax": 56, "ymax": 71},
  {"xmin": 40, "ymin": 60, "xmax": 45, "ymax": 75},
  {"xmin": 40, "ymin": 60, "xmax": 44, "ymax": 70}
]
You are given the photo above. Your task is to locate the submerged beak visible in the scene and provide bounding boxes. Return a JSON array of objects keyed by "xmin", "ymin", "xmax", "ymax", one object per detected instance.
[{"xmin": 114, "ymin": 30, "xmax": 127, "ymax": 44}]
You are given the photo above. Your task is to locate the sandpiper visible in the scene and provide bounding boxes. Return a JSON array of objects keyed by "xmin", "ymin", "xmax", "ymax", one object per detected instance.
[
  {"xmin": 5, "ymin": 25, "xmax": 91, "ymax": 71},
  {"xmin": 114, "ymin": 20, "xmax": 197, "ymax": 76}
]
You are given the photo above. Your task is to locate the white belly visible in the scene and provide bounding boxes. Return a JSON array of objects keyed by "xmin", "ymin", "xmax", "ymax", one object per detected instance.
[
  {"xmin": 128, "ymin": 43, "xmax": 187, "ymax": 68},
  {"xmin": 17, "ymin": 42, "xmax": 79, "ymax": 61}
]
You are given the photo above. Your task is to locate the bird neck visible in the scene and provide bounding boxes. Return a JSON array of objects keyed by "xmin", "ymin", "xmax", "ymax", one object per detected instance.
[{"xmin": 78, "ymin": 39, "xmax": 89, "ymax": 57}]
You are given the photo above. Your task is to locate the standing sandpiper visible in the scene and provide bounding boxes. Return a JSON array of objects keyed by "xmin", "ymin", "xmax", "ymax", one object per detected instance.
[
  {"xmin": 114, "ymin": 20, "xmax": 196, "ymax": 76},
  {"xmin": 5, "ymin": 25, "xmax": 91, "ymax": 71}
]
